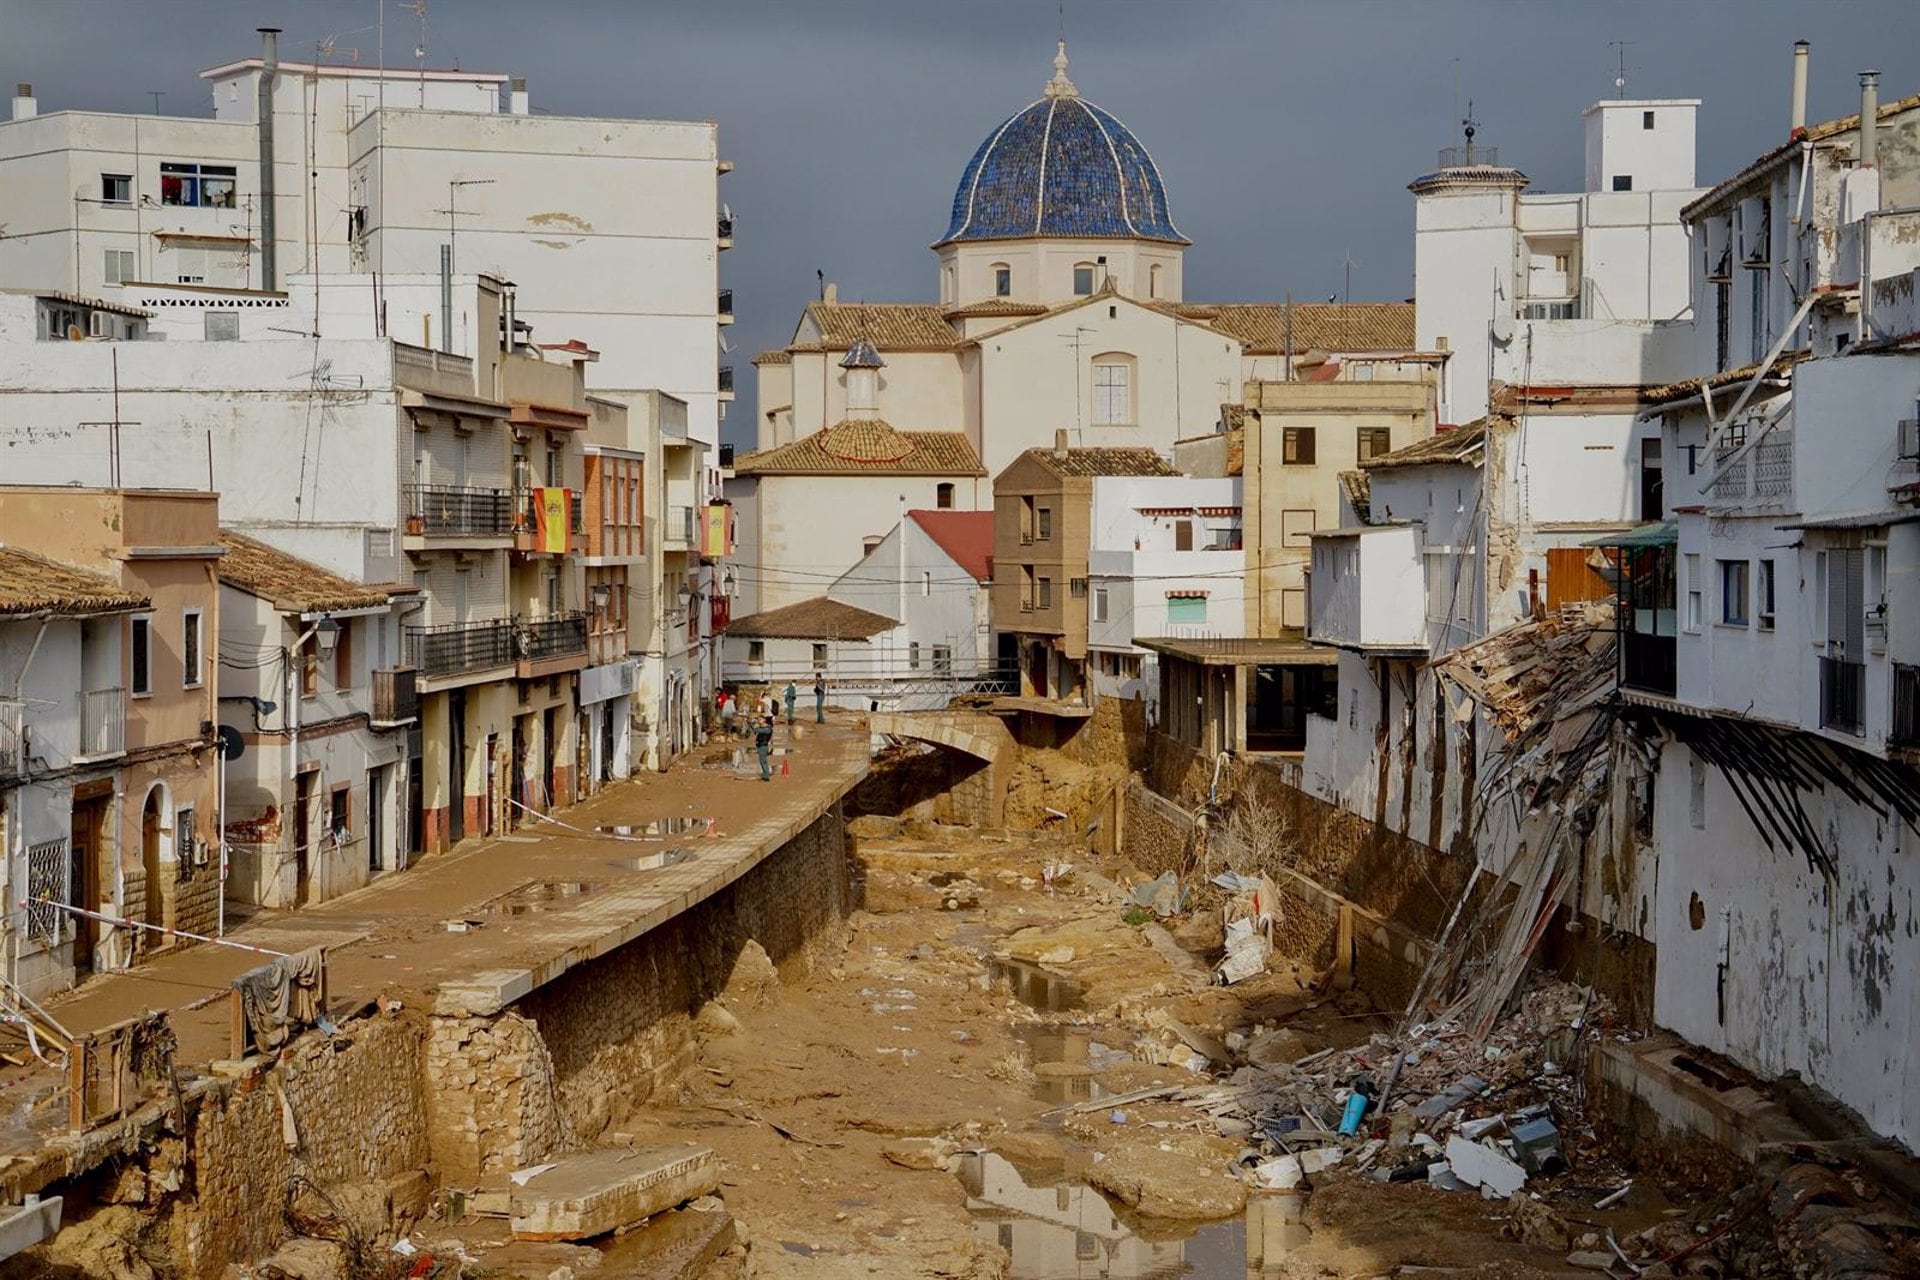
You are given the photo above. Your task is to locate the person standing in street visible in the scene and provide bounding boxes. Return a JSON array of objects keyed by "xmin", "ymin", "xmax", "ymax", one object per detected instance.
[
  {"xmin": 755, "ymin": 715, "xmax": 775, "ymax": 781},
  {"xmin": 783, "ymin": 681, "xmax": 798, "ymax": 727},
  {"xmin": 814, "ymin": 671, "xmax": 827, "ymax": 723}
]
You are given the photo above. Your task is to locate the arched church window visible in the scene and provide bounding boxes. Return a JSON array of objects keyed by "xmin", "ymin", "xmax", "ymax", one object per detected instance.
[
  {"xmin": 943, "ymin": 265, "xmax": 956, "ymax": 304},
  {"xmin": 1149, "ymin": 263, "xmax": 1163, "ymax": 298},
  {"xmin": 1073, "ymin": 264, "xmax": 1096, "ymax": 296},
  {"xmin": 1091, "ymin": 353, "xmax": 1135, "ymax": 426},
  {"xmin": 993, "ymin": 264, "xmax": 1012, "ymax": 298}
]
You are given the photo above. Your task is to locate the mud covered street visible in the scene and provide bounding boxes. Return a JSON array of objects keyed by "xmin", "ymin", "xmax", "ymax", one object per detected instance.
[{"xmin": 603, "ymin": 817, "xmax": 1696, "ymax": 1279}]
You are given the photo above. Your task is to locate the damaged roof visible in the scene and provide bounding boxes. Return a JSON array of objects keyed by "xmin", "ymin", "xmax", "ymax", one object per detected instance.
[
  {"xmin": 724, "ymin": 596, "xmax": 895, "ymax": 640},
  {"xmin": 217, "ymin": 531, "xmax": 390, "ymax": 614},
  {"xmin": 1338, "ymin": 470, "xmax": 1372, "ymax": 524},
  {"xmin": 1682, "ymin": 91, "xmax": 1920, "ymax": 220},
  {"xmin": 1360, "ymin": 418, "xmax": 1491, "ymax": 470},
  {"xmin": 0, "ymin": 549, "xmax": 148, "ymax": 616},
  {"xmin": 1643, "ymin": 353, "xmax": 1805, "ymax": 407}
]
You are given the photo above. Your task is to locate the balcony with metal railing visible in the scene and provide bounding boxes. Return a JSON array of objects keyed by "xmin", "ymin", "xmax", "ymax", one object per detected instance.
[
  {"xmin": 717, "ymin": 214, "xmax": 735, "ymax": 247},
  {"xmin": 718, "ymin": 365, "xmax": 735, "ymax": 398},
  {"xmin": 515, "ymin": 611, "xmax": 589, "ymax": 678},
  {"xmin": 404, "ymin": 484, "xmax": 514, "ymax": 540},
  {"xmin": 664, "ymin": 504, "xmax": 697, "ymax": 549},
  {"xmin": 371, "ymin": 667, "xmax": 420, "ymax": 727},
  {"xmin": 511, "ymin": 488, "xmax": 585, "ymax": 554},
  {"xmin": 718, "ymin": 288, "xmax": 734, "ymax": 323},
  {"xmin": 405, "ymin": 619, "xmax": 515, "ymax": 680},
  {"xmin": 1892, "ymin": 662, "xmax": 1920, "ymax": 752},
  {"xmin": 76, "ymin": 687, "xmax": 126, "ymax": 760},
  {"xmin": 1820, "ymin": 654, "xmax": 1865, "ymax": 736}
]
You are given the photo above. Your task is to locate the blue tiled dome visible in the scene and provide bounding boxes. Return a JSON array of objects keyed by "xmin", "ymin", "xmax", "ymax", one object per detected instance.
[{"xmin": 938, "ymin": 50, "xmax": 1186, "ymax": 248}]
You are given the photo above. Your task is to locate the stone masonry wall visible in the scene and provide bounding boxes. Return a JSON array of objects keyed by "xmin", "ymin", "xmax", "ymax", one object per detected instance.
[
  {"xmin": 510, "ymin": 806, "xmax": 851, "ymax": 1146},
  {"xmin": 424, "ymin": 1011, "xmax": 567, "ymax": 1184},
  {"xmin": 166, "ymin": 1013, "xmax": 429, "ymax": 1278}
]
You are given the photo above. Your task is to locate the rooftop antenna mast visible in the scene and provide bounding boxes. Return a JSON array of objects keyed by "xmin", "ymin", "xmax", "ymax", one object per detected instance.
[
  {"xmin": 407, "ymin": 0, "xmax": 428, "ymax": 107},
  {"xmin": 1610, "ymin": 41, "xmax": 1632, "ymax": 98},
  {"xmin": 1462, "ymin": 100, "xmax": 1478, "ymax": 166}
]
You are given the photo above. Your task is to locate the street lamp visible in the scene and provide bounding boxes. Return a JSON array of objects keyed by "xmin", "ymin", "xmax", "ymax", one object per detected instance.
[{"xmin": 314, "ymin": 617, "xmax": 341, "ymax": 659}]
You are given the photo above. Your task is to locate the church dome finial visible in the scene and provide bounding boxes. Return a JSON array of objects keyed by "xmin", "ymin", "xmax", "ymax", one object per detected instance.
[{"xmin": 1044, "ymin": 39, "xmax": 1077, "ymax": 98}]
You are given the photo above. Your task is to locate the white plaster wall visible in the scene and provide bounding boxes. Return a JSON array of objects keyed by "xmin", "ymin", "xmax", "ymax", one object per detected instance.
[
  {"xmin": 973, "ymin": 300, "xmax": 1238, "ymax": 477},
  {"xmin": 828, "ymin": 520, "xmax": 987, "ymax": 666},
  {"xmin": 1793, "ymin": 353, "xmax": 1920, "ymax": 518},
  {"xmin": 782, "ymin": 350, "xmax": 968, "ymax": 439},
  {"xmin": 1652, "ymin": 740, "xmax": 1920, "ymax": 1148},
  {"xmin": 1088, "ymin": 549, "xmax": 1244, "ymax": 649},
  {"xmin": 1414, "ymin": 188, "xmax": 1518, "ymax": 424},
  {"xmin": 941, "ymin": 237, "xmax": 1186, "ymax": 308},
  {"xmin": 1582, "ymin": 101, "xmax": 1698, "ymax": 194}
]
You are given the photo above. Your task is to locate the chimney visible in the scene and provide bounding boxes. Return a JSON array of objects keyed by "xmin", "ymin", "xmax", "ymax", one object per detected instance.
[
  {"xmin": 1790, "ymin": 41, "xmax": 1810, "ymax": 137},
  {"xmin": 822, "ymin": 281, "xmax": 838, "ymax": 304},
  {"xmin": 1053, "ymin": 429, "xmax": 1069, "ymax": 459},
  {"xmin": 257, "ymin": 28, "xmax": 280, "ymax": 292},
  {"xmin": 509, "ymin": 77, "xmax": 529, "ymax": 116},
  {"xmin": 10, "ymin": 83, "xmax": 35, "ymax": 121},
  {"xmin": 1859, "ymin": 70, "xmax": 1881, "ymax": 168}
]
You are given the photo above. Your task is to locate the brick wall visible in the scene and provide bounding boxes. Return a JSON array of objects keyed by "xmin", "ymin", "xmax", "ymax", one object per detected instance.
[{"xmin": 424, "ymin": 1012, "xmax": 566, "ymax": 1183}]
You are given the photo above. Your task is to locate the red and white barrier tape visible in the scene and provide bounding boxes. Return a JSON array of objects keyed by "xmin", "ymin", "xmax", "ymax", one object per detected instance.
[{"xmin": 23, "ymin": 899, "xmax": 290, "ymax": 959}]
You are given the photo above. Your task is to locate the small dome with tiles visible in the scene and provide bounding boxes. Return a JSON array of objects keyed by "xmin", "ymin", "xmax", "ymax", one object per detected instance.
[{"xmin": 938, "ymin": 42, "xmax": 1186, "ymax": 248}]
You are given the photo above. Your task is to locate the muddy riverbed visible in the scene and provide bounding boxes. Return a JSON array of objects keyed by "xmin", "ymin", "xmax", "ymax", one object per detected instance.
[{"xmin": 525, "ymin": 817, "xmax": 1687, "ymax": 1280}]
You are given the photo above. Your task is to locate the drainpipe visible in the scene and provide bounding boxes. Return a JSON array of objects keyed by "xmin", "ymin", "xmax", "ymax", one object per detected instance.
[{"xmin": 257, "ymin": 28, "xmax": 280, "ymax": 292}]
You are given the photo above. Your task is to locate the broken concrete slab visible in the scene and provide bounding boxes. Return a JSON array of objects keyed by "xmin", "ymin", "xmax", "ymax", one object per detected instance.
[
  {"xmin": 509, "ymin": 1145, "xmax": 719, "ymax": 1242},
  {"xmin": 1445, "ymin": 1135, "xmax": 1527, "ymax": 1200}
]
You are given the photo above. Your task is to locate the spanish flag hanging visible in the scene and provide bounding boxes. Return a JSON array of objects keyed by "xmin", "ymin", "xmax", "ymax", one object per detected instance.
[{"xmin": 535, "ymin": 488, "xmax": 570, "ymax": 553}]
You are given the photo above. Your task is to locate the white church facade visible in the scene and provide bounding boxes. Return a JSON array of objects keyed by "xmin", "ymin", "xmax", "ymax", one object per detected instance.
[{"xmin": 726, "ymin": 44, "xmax": 1417, "ymax": 630}]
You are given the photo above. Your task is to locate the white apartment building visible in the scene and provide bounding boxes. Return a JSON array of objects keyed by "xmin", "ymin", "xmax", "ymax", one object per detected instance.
[
  {"xmin": 1603, "ymin": 61, "xmax": 1920, "ymax": 1146},
  {"xmin": 1086, "ymin": 475, "xmax": 1246, "ymax": 710},
  {"xmin": 0, "ymin": 36, "xmax": 731, "ymax": 448}
]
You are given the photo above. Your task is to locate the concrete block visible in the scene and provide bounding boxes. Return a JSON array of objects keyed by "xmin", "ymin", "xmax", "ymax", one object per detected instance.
[
  {"xmin": 0, "ymin": 1196, "xmax": 61, "ymax": 1262},
  {"xmin": 509, "ymin": 1145, "xmax": 718, "ymax": 1242}
]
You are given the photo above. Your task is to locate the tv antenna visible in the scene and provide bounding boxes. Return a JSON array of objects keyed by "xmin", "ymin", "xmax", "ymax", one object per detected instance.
[{"xmin": 1610, "ymin": 41, "xmax": 1633, "ymax": 98}]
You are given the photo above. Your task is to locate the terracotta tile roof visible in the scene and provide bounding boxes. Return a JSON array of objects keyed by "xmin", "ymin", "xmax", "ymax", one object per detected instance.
[
  {"xmin": 1339, "ymin": 470, "xmax": 1372, "ymax": 524},
  {"xmin": 752, "ymin": 349, "xmax": 793, "ymax": 366},
  {"xmin": 0, "ymin": 549, "xmax": 147, "ymax": 616},
  {"xmin": 908, "ymin": 510, "xmax": 994, "ymax": 582},
  {"xmin": 1361, "ymin": 418, "xmax": 1491, "ymax": 471},
  {"xmin": 1022, "ymin": 447, "xmax": 1179, "ymax": 478},
  {"xmin": 732, "ymin": 420, "xmax": 985, "ymax": 477},
  {"xmin": 1218, "ymin": 403, "xmax": 1248, "ymax": 431},
  {"xmin": 944, "ymin": 299, "xmax": 1050, "ymax": 319},
  {"xmin": 804, "ymin": 303, "xmax": 959, "ymax": 350},
  {"xmin": 217, "ymin": 531, "xmax": 389, "ymax": 613},
  {"xmin": 725, "ymin": 595, "xmax": 895, "ymax": 640},
  {"xmin": 1187, "ymin": 302, "xmax": 1416, "ymax": 355},
  {"xmin": 1643, "ymin": 352, "xmax": 1805, "ymax": 406},
  {"xmin": 1683, "ymin": 91, "xmax": 1920, "ymax": 220}
]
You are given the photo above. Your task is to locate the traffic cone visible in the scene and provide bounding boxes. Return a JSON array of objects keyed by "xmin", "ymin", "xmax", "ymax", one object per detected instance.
[{"xmin": 779, "ymin": 752, "xmax": 790, "ymax": 776}]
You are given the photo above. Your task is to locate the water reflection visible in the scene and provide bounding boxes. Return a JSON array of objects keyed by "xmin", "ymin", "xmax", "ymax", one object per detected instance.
[
  {"xmin": 956, "ymin": 1151, "xmax": 1188, "ymax": 1279},
  {"xmin": 992, "ymin": 957, "xmax": 1084, "ymax": 1012},
  {"xmin": 491, "ymin": 880, "xmax": 599, "ymax": 916},
  {"xmin": 1013, "ymin": 1025, "xmax": 1116, "ymax": 1106},
  {"xmin": 598, "ymin": 816, "xmax": 714, "ymax": 839},
  {"xmin": 615, "ymin": 848, "xmax": 695, "ymax": 872}
]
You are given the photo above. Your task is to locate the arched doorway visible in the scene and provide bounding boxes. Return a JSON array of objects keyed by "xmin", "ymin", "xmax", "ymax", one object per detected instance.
[{"xmin": 140, "ymin": 783, "xmax": 169, "ymax": 933}]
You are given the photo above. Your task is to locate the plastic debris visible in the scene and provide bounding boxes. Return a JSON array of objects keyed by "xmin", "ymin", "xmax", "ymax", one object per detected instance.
[{"xmin": 1445, "ymin": 1135, "xmax": 1528, "ymax": 1199}]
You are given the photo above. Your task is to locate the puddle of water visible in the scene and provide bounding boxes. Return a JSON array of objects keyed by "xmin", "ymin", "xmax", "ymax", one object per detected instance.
[
  {"xmin": 1013, "ymin": 1025, "xmax": 1113, "ymax": 1106},
  {"xmin": 991, "ymin": 957, "xmax": 1083, "ymax": 1012},
  {"xmin": 489, "ymin": 880, "xmax": 600, "ymax": 916},
  {"xmin": 957, "ymin": 1150, "xmax": 1299, "ymax": 1278},
  {"xmin": 598, "ymin": 816, "xmax": 713, "ymax": 839},
  {"xmin": 614, "ymin": 848, "xmax": 695, "ymax": 872}
]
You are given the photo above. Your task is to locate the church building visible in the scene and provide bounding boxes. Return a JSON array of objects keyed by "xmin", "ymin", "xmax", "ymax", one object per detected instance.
[{"xmin": 726, "ymin": 43, "xmax": 1414, "ymax": 631}]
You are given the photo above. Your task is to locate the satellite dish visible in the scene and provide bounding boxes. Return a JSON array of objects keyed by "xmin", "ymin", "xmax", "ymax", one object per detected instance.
[
  {"xmin": 1489, "ymin": 314, "xmax": 1516, "ymax": 345},
  {"xmin": 215, "ymin": 724, "xmax": 246, "ymax": 760},
  {"xmin": 66, "ymin": 324, "xmax": 84, "ymax": 341}
]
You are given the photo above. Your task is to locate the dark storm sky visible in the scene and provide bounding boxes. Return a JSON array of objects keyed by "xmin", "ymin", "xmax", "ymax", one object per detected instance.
[{"xmin": 6, "ymin": 1, "xmax": 1918, "ymax": 443}]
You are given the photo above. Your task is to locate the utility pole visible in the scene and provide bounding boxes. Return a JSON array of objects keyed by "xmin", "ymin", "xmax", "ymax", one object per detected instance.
[{"xmin": 442, "ymin": 178, "xmax": 494, "ymax": 274}]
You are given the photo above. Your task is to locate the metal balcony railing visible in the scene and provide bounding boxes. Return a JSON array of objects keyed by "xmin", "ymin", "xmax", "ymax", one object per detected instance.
[
  {"xmin": 371, "ymin": 667, "xmax": 419, "ymax": 726},
  {"xmin": 717, "ymin": 215, "xmax": 735, "ymax": 241},
  {"xmin": 1438, "ymin": 144, "xmax": 1500, "ymax": 167},
  {"xmin": 77, "ymin": 687, "xmax": 125, "ymax": 759},
  {"xmin": 513, "ymin": 489, "xmax": 586, "ymax": 542},
  {"xmin": 666, "ymin": 505, "xmax": 696, "ymax": 544},
  {"xmin": 718, "ymin": 288, "xmax": 733, "ymax": 318},
  {"xmin": 718, "ymin": 443, "xmax": 735, "ymax": 469},
  {"xmin": 718, "ymin": 365, "xmax": 734, "ymax": 393},
  {"xmin": 1820, "ymin": 655, "xmax": 1865, "ymax": 736},
  {"xmin": 405, "ymin": 619, "xmax": 515, "ymax": 678},
  {"xmin": 405, "ymin": 484, "xmax": 514, "ymax": 537},
  {"xmin": 1893, "ymin": 662, "xmax": 1920, "ymax": 750},
  {"xmin": 1622, "ymin": 632, "xmax": 1677, "ymax": 697},
  {"xmin": 516, "ymin": 612, "xmax": 588, "ymax": 662}
]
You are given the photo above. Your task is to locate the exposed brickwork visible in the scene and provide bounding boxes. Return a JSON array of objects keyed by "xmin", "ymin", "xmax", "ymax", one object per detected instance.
[
  {"xmin": 423, "ymin": 1012, "xmax": 566, "ymax": 1183},
  {"xmin": 166, "ymin": 1015, "xmax": 429, "ymax": 1277}
]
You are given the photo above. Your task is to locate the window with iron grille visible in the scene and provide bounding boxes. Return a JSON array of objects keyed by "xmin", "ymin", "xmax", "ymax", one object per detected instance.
[{"xmin": 25, "ymin": 839, "xmax": 68, "ymax": 944}]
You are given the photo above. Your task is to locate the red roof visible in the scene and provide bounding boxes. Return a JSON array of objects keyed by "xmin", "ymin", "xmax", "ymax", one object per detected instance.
[{"xmin": 908, "ymin": 510, "xmax": 994, "ymax": 582}]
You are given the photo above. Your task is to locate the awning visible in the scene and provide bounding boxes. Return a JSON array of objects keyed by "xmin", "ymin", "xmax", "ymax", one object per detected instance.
[
  {"xmin": 1135, "ymin": 635, "xmax": 1338, "ymax": 666},
  {"xmin": 1584, "ymin": 520, "xmax": 1676, "ymax": 548},
  {"xmin": 1776, "ymin": 510, "xmax": 1920, "ymax": 531}
]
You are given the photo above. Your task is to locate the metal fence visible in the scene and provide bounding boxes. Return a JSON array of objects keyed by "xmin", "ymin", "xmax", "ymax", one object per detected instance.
[
  {"xmin": 518, "ymin": 612, "xmax": 588, "ymax": 661},
  {"xmin": 1820, "ymin": 655, "xmax": 1865, "ymax": 736},
  {"xmin": 405, "ymin": 619, "xmax": 515, "ymax": 677},
  {"xmin": 405, "ymin": 484, "xmax": 514, "ymax": 536}
]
